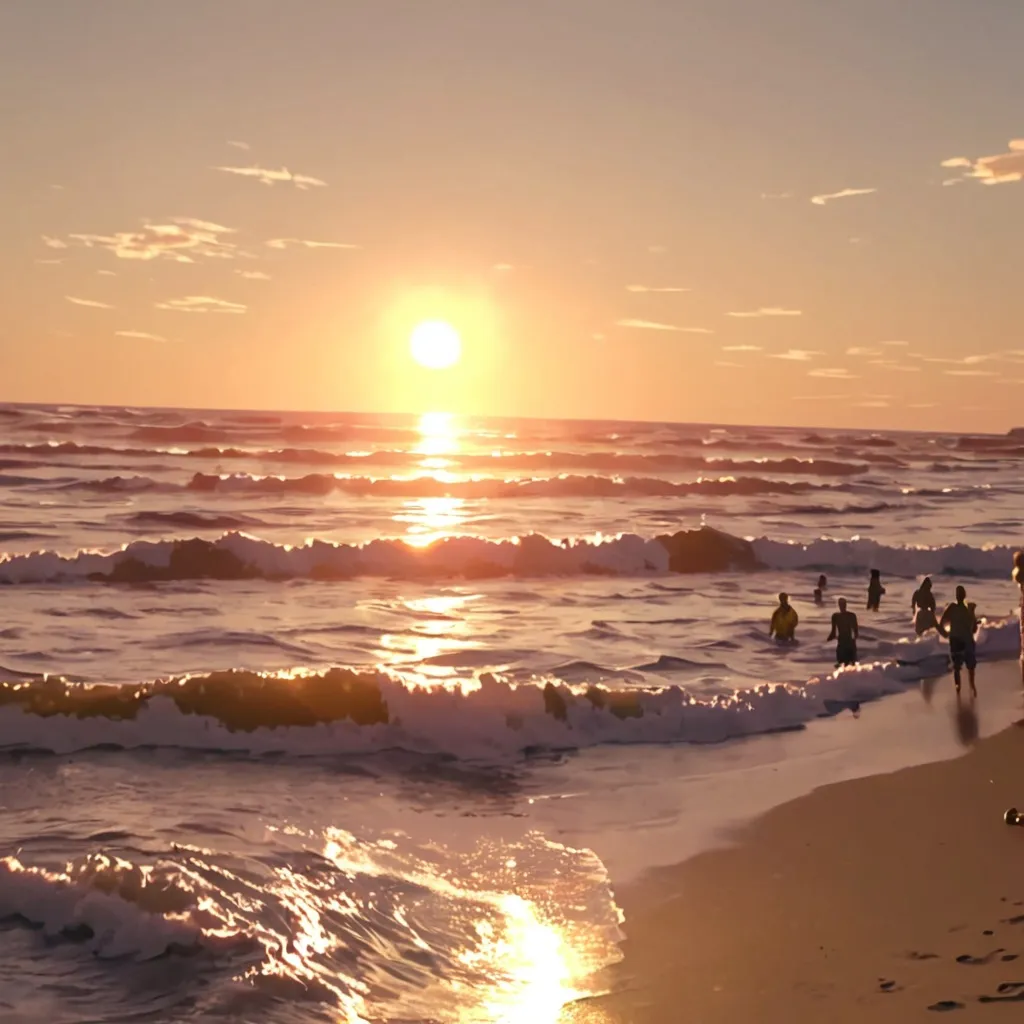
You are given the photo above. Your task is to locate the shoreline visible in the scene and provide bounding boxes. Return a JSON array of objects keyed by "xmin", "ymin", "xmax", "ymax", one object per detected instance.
[{"xmin": 577, "ymin": 659, "xmax": 1024, "ymax": 1022}]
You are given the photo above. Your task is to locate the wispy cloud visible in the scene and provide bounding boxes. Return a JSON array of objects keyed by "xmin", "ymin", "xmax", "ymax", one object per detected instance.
[
  {"xmin": 265, "ymin": 238, "xmax": 359, "ymax": 250},
  {"xmin": 97, "ymin": 269, "xmax": 116, "ymax": 276},
  {"xmin": 215, "ymin": 165, "xmax": 326, "ymax": 189},
  {"xmin": 881, "ymin": 339, "xmax": 909, "ymax": 347},
  {"xmin": 909, "ymin": 352, "xmax": 999, "ymax": 367},
  {"xmin": 155, "ymin": 296, "xmax": 246, "ymax": 314},
  {"xmin": 908, "ymin": 402, "xmax": 936, "ymax": 409},
  {"xmin": 227, "ymin": 140, "xmax": 250, "ymax": 151},
  {"xmin": 235, "ymin": 269, "xmax": 271, "ymax": 280},
  {"xmin": 115, "ymin": 330, "xmax": 167, "ymax": 342},
  {"xmin": 715, "ymin": 360, "xmax": 744, "ymax": 368},
  {"xmin": 810, "ymin": 187, "xmax": 877, "ymax": 206},
  {"xmin": 771, "ymin": 349, "xmax": 821, "ymax": 361},
  {"xmin": 35, "ymin": 258, "xmax": 64, "ymax": 265},
  {"xmin": 809, "ymin": 367, "xmax": 859, "ymax": 379},
  {"xmin": 721, "ymin": 344, "xmax": 762, "ymax": 352},
  {"xmin": 940, "ymin": 140, "xmax": 1024, "ymax": 186},
  {"xmin": 492, "ymin": 263, "xmax": 515, "ymax": 272},
  {"xmin": 615, "ymin": 318, "xmax": 713, "ymax": 334},
  {"xmin": 626, "ymin": 284, "xmax": 690, "ymax": 293},
  {"xmin": 760, "ymin": 191, "xmax": 794, "ymax": 200},
  {"xmin": 68, "ymin": 219, "xmax": 237, "ymax": 263},
  {"xmin": 727, "ymin": 307, "xmax": 802, "ymax": 318},
  {"xmin": 868, "ymin": 359, "xmax": 920, "ymax": 372},
  {"xmin": 647, "ymin": 245, "xmax": 668, "ymax": 254},
  {"xmin": 855, "ymin": 398, "xmax": 890, "ymax": 408},
  {"xmin": 846, "ymin": 346, "xmax": 882, "ymax": 357},
  {"xmin": 943, "ymin": 368, "xmax": 997, "ymax": 377},
  {"xmin": 66, "ymin": 296, "xmax": 113, "ymax": 309},
  {"xmin": 42, "ymin": 235, "xmax": 67, "ymax": 249}
]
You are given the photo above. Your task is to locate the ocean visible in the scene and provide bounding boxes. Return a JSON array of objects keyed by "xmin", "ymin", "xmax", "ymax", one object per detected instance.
[{"xmin": 1, "ymin": 402, "xmax": 1022, "ymax": 1023}]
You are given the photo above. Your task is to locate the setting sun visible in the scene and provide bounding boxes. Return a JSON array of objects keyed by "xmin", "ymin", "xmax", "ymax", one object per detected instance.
[{"xmin": 410, "ymin": 321, "xmax": 462, "ymax": 370}]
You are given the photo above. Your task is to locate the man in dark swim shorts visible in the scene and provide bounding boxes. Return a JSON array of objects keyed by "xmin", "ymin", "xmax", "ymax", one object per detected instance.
[
  {"xmin": 938, "ymin": 585, "xmax": 978, "ymax": 697},
  {"xmin": 827, "ymin": 597, "xmax": 859, "ymax": 667}
]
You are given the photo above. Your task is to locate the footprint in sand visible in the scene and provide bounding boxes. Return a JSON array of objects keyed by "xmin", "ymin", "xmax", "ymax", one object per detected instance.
[
  {"xmin": 927, "ymin": 1000, "xmax": 964, "ymax": 1012},
  {"xmin": 956, "ymin": 949, "xmax": 1005, "ymax": 965},
  {"xmin": 878, "ymin": 979, "xmax": 901, "ymax": 993},
  {"xmin": 908, "ymin": 951, "xmax": 940, "ymax": 961},
  {"xmin": 978, "ymin": 981, "xmax": 1024, "ymax": 1003}
]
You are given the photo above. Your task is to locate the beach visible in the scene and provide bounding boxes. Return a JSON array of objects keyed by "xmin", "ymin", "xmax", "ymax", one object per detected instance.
[{"xmin": 590, "ymin": 659, "xmax": 1024, "ymax": 1023}]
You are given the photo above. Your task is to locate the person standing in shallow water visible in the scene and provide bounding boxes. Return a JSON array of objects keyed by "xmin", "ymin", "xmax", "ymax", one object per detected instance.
[
  {"xmin": 938, "ymin": 585, "xmax": 979, "ymax": 698},
  {"xmin": 813, "ymin": 574, "xmax": 827, "ymax": 605},
  {"xmin": 1013, "ymin": 551, "xmax": 1024, "ymax": 687},
  {"xmin": 867, "ymin": 569, "xmax": 885, "ymax": 612},
  {"xmin": 827, "ymin": 597, "xmax": 859, "ymax": 667},
  {"xmin": 769, "ymin": 592, "xmax": 799, "ymax": 644},
  {"xmin": 911, "ymin": 576, "xmax": 937, "ymax": 634}
]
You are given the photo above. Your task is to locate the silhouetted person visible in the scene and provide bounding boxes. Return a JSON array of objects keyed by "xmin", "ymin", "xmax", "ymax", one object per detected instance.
[
  {"xmin": 813, "ymin": 574, "xmax": 828, "ymax": 605},
  {"xmin": 911, "ymin": 576, "xmax": 937, "ymax": 634},
  {"xmin": 866, "ymin": 569, "xmax": 885, "ymax": 612},
  {"xmin": 769, "ymin": 592, "xmax": 798, "ymax": 644},
  {"xmin": 1014, "ymin": 551, "xmax": 1024, "ymax": 687},
  {"xmin": 938, "ymin": 585, "xmax": 978, "ymax": 697},
  {"xmin": 827, "ymin": 597, "xmax": 859, "ymax": 666}
]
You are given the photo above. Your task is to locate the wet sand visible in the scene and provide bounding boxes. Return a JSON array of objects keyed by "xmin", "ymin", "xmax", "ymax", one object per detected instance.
[{"xmin": 581, "ymin": 661, "xmax": 1024, "ymax": 1022}]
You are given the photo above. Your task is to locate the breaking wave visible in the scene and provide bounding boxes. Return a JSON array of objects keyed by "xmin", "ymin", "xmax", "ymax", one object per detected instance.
[
  {"xmin": 1, "ymin": 525, "xmax": 1022, "ymax": 585},
  {"xmin": 3, "ymin": 620, "xmax": 1016, "ymax": 758}
]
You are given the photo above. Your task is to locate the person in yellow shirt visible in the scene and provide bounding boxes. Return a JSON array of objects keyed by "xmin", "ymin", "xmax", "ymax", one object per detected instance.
[{"xmin": 769, "ymin": 592, "xmax": 799, "ymax": 644}]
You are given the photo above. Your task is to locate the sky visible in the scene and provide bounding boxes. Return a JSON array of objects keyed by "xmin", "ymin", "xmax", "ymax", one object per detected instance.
[{"xmin": 2, "ymin": 0, "xmax": 1023, "ymax": 431}]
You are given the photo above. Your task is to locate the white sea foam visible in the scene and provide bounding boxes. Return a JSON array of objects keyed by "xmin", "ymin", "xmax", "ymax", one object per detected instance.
[{"xmin": 1, "ymin": 618, "xmax": 1014, "ymax": 759}]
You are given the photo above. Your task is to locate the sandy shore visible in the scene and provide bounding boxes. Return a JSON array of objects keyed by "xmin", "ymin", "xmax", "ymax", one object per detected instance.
[{"xmin": 577, "ymin": 660, "xmax": 1024, "ymax": 1023}]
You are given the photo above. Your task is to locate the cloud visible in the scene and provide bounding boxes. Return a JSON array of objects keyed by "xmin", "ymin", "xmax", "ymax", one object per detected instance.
[
  {"xmin": 626, "ymin": 285, "xmax": 690, "ymax": 293},
  {"xmin": 236, "ymin": 269, "xmax": 271, "ymax": 280},
  {"xmin": 215, "ymin": 165, "xmax": 326, "ymax": 189},
  {"xmin": 943, "ymin": 369, "xmax": 997, "ymax": 377},
  {"xmin": 615, "ymin": 318, "xmax": 713, "ymax": 334},
  {"xmin": 810, "ymin": 187, "xmax": 878, "ymax": 206},
  {"xmin": 227, "ymin": 140, "xmax": 250, "ymax": 151},
  {"xmin": 846, "ymin": 346, "xmax": 881, "ymax": 357},
  {"xmin": 715, "ymin": 360, "xmax": 743, "ymax": 368},
  {"xmin": 855, "ymin": 398, "xmax": 890, "ymax": 408},
  {"xmin": 908, "ymin": 402, "xmax": 936, "ymax": 409},
  {"xmin": 727, "ymin": 307, "xmax": 802, "ymax": 318},
  {"xmin": 809, "ymin": 367, "xmax": 859, "ymax": 379},
  {"xmin": 115, "ymin": 330, "xmax": 167, "ymax": 342},
  {"xmin": 155, "ymin": 296, "xmax": 246, "ymax": 314},
  {"xmin": 35, "ymin": 258, "xmax": 64, "ymax": 265},
  {"xmin": 647, "ymin": 245, "xmax": 668, "ymax": 254},
  {"xmin": 760, "ymin": 191, "xmax": 794, "ymax": 199},
  {"xmin": 771, "ymin": 349, "xmax": 821, "ymax": 361},
  {"xmin": 881, "ymin": 339, "xmax": 909, "ymax": 347},
  {"xmin": 868, "ymin": 360, "xmax": 920, "ymax": 372},
  {"xmin": 793, "ymin": 393, "xmax": 845, "ymax": 401},
  {"xmin": 68, "ymin": 219, "xmax": 237, "ymax": 262},
  {"xmin": 97, "ymin": 269, "xmax": 116, "ymax": 276},
  {"xmin": 592, "ymin": 332, "xmax": 606, "ymax": 342},
  {"xmin": 65, "ymin": 296, "xmax": 113, "ymax": 309},
  {"xmin": 910, "ymin": 352, "xmax": 999, "ymax": 366},
  {"xmin": 265, "ymin": 238, "xmax": 359, "ymax": 250},
  {"xmin": 940, "ymin": 140, "xmax": 1024, "ymax": 185},
  {"xmin": 721, "ymin": 344, "xmax": 762, "ymax": 352},
  {"xmin": 492, "ymin": 263, "xmax": 515, "ymax": 272},
  {"xmin": 42, "ymin": 235, "xmax": 67, "ymax": 249}
]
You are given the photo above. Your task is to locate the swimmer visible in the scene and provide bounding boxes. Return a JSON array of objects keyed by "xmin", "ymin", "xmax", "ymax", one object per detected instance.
[
  {"xmin": 867, "ymin": 569, "xmax": 886, "ymax": 612},
  {"xmin": 911, "ymin": 576, "xmax": 937, "ymax": 634},
  {"xmin": 938, "ymin": 585, "xmax": 979, "ymax": 698},
  {"xmin": 813, "ymin": 574, "xmax": 828, "ymax": 605},
  {"xmin": 769, "ymin": 592, "xmax": 799, "ymax": 644},
  {"xmin": 827, "ymin": 597, "xmax": 859, "ymax": 667}
]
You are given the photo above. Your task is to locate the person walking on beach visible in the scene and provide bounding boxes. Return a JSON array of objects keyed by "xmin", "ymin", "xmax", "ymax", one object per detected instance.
[
  {"xmin": 938, "ymin": 585, "xmax": 978, "ymax": 697},
  {"xmin": 769, "ymin": 592, "xmax": 799, "ymax": 644},
  {"xmin": 911, "ymin": 576, "xmax": 937, "ymax": 634},
  {"xmin": 866, "ymin": 569, "xmax": 885, "ymax": 612},
  {"xmin": 813, "ymin": 574, "xmax": 827, "ymax": 605},
  {"xmin": 1013, "ymin": 551, "xmax": 1024, "ymax": 687},
  {"xmin": 827, "ymin": 597, "xmax": 859, "ymax": 666}
]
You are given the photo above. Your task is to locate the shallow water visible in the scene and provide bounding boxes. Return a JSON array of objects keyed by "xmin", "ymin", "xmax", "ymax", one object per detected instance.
[{"xmin": 1, "ymin": 403, "xmax": 1021, "ymax": 1022}]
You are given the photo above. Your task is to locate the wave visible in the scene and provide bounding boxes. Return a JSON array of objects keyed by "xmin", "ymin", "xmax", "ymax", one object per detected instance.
[
  {"xmin": 2, "ymin": 525, "xmax": 1023, "ymax": 584},
  {"xmin": 0, "ymin": 440, "xmax": 876, "ymax": 476},
  {"xmin": 126, "ymin": 511, "xmax": 265, "ymax": 529},
  {"xmin": 0, "ymin": 628, "xmax": 1002, "ymax": 758},
  {"xmin": 185, "ymin": 472, "xmax": 839, "ymax": 500}
]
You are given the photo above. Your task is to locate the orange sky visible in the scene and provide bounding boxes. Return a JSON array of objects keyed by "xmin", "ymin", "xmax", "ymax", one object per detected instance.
[{"xmin": 2, "ymin": 0, "xmax": 1023, "ymax": 430}]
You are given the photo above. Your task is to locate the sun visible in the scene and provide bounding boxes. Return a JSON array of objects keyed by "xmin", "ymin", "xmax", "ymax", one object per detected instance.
[{"xmin": 410, "ymin": 320, "xmax": 462, "ymax": 370}]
